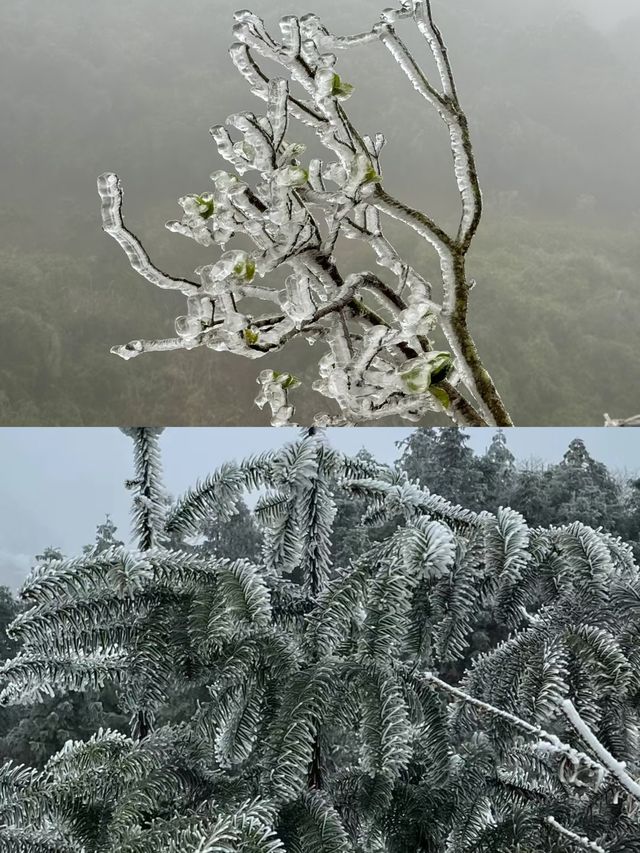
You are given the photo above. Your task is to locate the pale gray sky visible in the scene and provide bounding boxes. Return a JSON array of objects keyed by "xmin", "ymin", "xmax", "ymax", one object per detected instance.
[{"xmin": 1, "ymin": 427, "xmax": 639, "ymax": 590}]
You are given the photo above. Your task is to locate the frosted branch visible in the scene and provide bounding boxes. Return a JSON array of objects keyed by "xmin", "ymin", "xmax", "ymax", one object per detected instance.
[
  {"xmin": 546, "ymin": 817, "xmax": 607, "ymax": 853},
  {"xmin": 416, "ymin": 670, "xmax": 606, "ymax": 779},
  {"xmin": 98, "ymin": 3, "xmax": 513, "ymax": 426},
  {"xmin": 560, "ymin": 698, "xmax": 640, "ymax": 803}
]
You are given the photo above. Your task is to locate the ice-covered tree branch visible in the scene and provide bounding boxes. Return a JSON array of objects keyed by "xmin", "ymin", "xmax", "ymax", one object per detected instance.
[
  {"xmin": 411, "ymin": 669, "xmax": 606, "ymax": 782},
  {"xmin": 560, "ymin": 698, "xmax": 640, "ymax": 804},
  {"xmin": 98, "ymin": 1, "xmax": 514, "ymax": 426},
  {"xmin": 546, "ymin": 816, "xmax": 607, "ymax": 853}
]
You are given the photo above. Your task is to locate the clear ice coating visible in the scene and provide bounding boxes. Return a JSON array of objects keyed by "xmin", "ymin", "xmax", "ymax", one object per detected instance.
[{"xmin": 97, "ymin": 1, "xmax": 504, "ymax": 427}]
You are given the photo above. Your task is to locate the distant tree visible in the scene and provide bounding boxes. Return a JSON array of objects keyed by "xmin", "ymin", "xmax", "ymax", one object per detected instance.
[
  {"xmin": 477, "ymin": 430, "xmax": 517, "ymax": 513},
  {"xmin": 400, "ymin": 430, "xmax": 632, "ymax": 538},
  {"xmin": 623, "ymin": 477, "xmax": 640, "ymax": 559},
  {"xmin": 33, "ymin": 546, "xmax": 64, "ymax": 563},
  {"xmin": 542, "ymin": 439, "xmax": 625, "ymax": 531},
  {"xmin": 506, "ymin": 463, "xmax": 550, "ymax": 527},
  {"xmin": 197, "ymin": 500, "xmax": 262, "ymax": 564},
  {"xmin": 0, "ymin": 540, "xmax": 129, "ymax": 769},
  {"xmin": 398, "ymin": 428, "xmax": 486, "ymax": 510},
  {"xmin": 0, "ymin": 588, "xmax": 19, "ymax": 663},
  {"xmin": 82, "ymin": 515, "xmax": 124, "ymax": 556}
]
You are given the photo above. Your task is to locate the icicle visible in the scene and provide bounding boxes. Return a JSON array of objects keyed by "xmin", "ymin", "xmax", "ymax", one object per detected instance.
[
  {"xmin": 278, "ymin": 15, "xmax": 301, "ymax": 62},
  {"xmin": 281, "ymin": 274, "xmax": 316, "ymax": 328},
  {"xmin": 255, "ymin": 369, "xmax": 299, "ymax": 425},
  {"xmin": 267, "ymin": 78, "xmax": 289, "ymax": 149}
]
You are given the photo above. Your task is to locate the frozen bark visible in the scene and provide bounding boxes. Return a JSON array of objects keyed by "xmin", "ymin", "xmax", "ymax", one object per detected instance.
[
  {"xmin": 604, "ymin": 413, "xmax": 640, "ymax": 427},
  {"xmin": 98, "ymin": 1, "xmax": 513, "ymax": 426}
]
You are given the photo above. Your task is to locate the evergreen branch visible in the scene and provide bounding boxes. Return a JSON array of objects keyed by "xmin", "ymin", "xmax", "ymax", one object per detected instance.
[
  {"xmin": 408, "ymin": 669, "xmax": 605, "ymax": 778},
  {"xmin": 121, "ymin": 429, "xmax": 168, "ymax": 551},
  {"xmin": 166, "ymin": 462, "xmax": 248, "ymax": 537}
]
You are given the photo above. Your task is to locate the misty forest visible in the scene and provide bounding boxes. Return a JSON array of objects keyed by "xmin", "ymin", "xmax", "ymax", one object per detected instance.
[
  {"xmin": 2, "ymin": 428, "xmax": 640, "ymax": 850},
  {"xmin": 2, "ymin": 0, "xmax": 640, "ymax": 425}
]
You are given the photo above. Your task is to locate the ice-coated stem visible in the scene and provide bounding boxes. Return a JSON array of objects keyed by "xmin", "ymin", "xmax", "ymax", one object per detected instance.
[
  {"xmin": 546, "ymin": 816, "xmax": 607, "ymax": 853},
  {"xmin": 374, "ymin": 187, "xmax": 511, "ymax": 426},
  {"xmin": 560, "ymin": 698, "xmax": 640, "ymax": 803},
  {"xmin": 98, "ymin": 3, "xmax": 514, "ymax": 427},
  {"xmin": 97, "ymin": 173, "xmax": 200, "ymax": 296}
]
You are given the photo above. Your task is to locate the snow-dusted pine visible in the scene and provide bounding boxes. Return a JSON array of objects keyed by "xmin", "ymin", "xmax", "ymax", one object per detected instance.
[{"xmin": 1, "ymin": 428, "xmax": 640, "ymax": 852}]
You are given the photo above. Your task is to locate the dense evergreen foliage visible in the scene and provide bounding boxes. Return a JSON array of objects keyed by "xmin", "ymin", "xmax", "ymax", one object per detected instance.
[
  {"xmin": 398, "ymin": 429, "xmax": 639, "ymax": 554},
  {"xmin": 1, "ymin": 428, "xmax": 640, "ymax": 851}
]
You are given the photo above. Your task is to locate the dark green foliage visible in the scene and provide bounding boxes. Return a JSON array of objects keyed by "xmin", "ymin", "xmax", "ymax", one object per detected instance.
[{"xmin": 399, "ymin": 428, "xmax": 640, "ymax": 555}]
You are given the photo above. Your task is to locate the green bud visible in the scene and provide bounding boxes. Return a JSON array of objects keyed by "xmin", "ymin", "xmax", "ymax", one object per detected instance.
[
  {"xmin": 331, "ymin": 73, "xmax": 355, "ymax": 100},
  {"xmin": 233, "ymin": 257, "xmax": 256, "ymax": 282},
  {"xmin": 271, "ymin": 370, "xmax": 301, "ymax": 390},
  {"xmin": 363, "ymin": 164, "xmax": 382, "ymax": 184},
  {"xmin": 194, "ymin": 194, "xmax": 215, "ymax": 219},
  {"xmin": 398, "ymin": 352, "xmax": 454, "ymax": 395},
  {"xmin": 276, "ymin": 165, "xmax": 309, "ymax": 187},
  {"xmin": 430, "ymin": 386, "xmax": 450, "ymax": 409},
  {"xmin": 430, "ymin": 352, "xmax": 454, "ymax": 384}
]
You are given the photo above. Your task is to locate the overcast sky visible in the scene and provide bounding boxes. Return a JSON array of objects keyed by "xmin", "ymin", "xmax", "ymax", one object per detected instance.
[{"xmin": 1, "ymin": 427, "xmax": 639, "ymax": 590}]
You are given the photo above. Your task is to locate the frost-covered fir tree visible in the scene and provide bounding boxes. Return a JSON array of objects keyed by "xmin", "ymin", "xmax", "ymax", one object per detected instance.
[
  {"xmin": 97, "ymin": 2, "xmax": 515, "ymax": 428},
  {"xmin": 2, "ymin": 428, "xmax": 640, "ymax": 852}
]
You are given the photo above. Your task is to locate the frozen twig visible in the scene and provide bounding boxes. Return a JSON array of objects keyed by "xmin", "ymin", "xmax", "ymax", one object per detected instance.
[
  {"xmin": 546, "ymin": 816, "xmax": 607, "ymax": 853},
  {"xmin": 559, "ymin": 698, "xmax": 640, "ymax": 803},
  {"xmin": 413, "ymin": 670, "xmax": 605, "ymax": 779},
  {"xmin": 604, "ymin": 413, "xmax": 640, "ymax": 427},
  {"xmin": 98, "ymin": 3, "xmax": 513, "ymax": 426},
  {"xmin": 97, "ymin": 173, "xmax": 200, "ymax": 297}
]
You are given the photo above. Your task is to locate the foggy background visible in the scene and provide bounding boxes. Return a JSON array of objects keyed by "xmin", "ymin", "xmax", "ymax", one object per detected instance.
[
  {"xmin": 1, "ymin": 0, "xmax": 639, "ymax": 425},
  {"xmin": 1, "ymin": 426, "xmax": 638, "ymax": 590}
]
